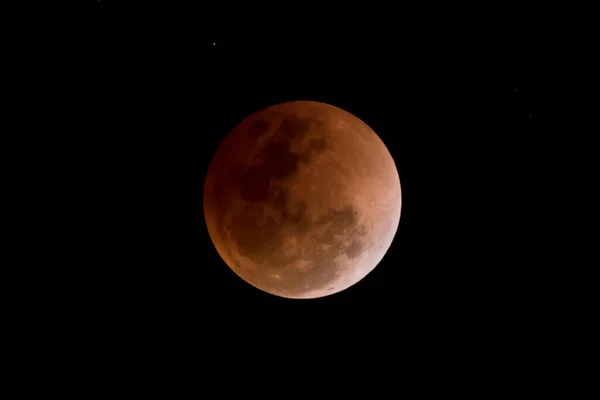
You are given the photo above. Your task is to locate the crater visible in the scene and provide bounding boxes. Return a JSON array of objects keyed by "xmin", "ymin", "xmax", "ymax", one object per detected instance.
[{"xmin": 248, "ymin": 120, "xmax": 269, "ymax": 137}]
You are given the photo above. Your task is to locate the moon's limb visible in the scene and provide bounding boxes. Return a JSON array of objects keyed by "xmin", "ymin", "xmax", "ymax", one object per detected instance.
[{"xmin": 204, "ymin": 101, "xmax": 401, "ymax": 299}]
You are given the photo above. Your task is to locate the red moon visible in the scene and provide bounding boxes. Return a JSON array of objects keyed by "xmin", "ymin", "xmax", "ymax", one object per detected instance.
[{"xmin": 203, "ymin": 101, "xmax": 401, "ymax": 299}]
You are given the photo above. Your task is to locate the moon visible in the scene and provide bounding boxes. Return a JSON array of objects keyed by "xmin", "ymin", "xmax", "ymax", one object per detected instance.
[{"xmin": 203, "ymin": 101, "xmax": 401, "ymax": 299}]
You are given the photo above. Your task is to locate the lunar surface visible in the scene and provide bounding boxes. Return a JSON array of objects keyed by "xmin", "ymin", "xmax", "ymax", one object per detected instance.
[{"xmin": 203, "ymin": 101, "xmax": 401, "ymax": 299}]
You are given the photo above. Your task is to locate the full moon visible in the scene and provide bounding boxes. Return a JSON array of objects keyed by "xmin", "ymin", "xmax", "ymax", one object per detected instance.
[{"xmin": 203, "ymin": 101, "xmax": 401, "ymax": 299}]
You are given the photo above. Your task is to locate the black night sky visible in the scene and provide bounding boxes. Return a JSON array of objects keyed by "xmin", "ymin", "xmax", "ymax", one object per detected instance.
[{"xmin": 89, "ymin": 1, "xmax": 548, "ymax": 359}]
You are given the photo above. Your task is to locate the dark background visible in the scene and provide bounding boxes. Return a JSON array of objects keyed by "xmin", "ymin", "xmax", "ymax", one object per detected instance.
[{"xmin": 85, "ymin": 1, "xmax": 546, "ymax": 355}]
